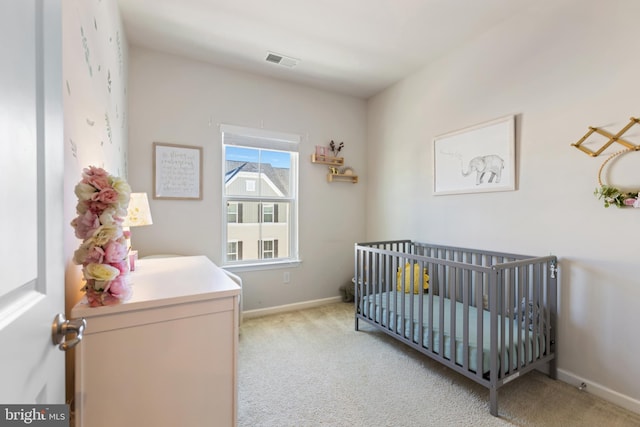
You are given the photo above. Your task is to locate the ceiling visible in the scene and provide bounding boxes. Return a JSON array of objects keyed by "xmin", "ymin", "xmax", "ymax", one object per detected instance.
[{"xmin": 118, "ymin": 0, "xmax": 532, "ymax": 99}]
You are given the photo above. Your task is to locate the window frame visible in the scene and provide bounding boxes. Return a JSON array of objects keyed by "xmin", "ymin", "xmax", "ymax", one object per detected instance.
[{"xmin": 221, "ymin": 124, "xmax": 300, "ymax": 270}]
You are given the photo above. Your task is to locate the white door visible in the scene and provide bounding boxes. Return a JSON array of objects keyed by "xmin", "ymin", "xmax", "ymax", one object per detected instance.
[{"xmin": 0, "ymin": 0, "xmax": 66, "ymax": 404}]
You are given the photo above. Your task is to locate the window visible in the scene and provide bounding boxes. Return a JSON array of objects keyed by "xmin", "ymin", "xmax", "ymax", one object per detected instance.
[
  {"xmin": 227, "ymin": 240, "xmax": 241, "ymax": 261},
  {"xmin": 222, "ymin": 124, "xmax": 299, "ymax": 267},
  {"xmin": 262, "ymin": 203, "xmax": 275, "ymax": 223},
  {"xmin": 259, "ymin": 239, "xmax": 277, "ymax": 259},
  {"xmin": 227, "ymin": 202, "xmax": 239, "ymax": 223}
]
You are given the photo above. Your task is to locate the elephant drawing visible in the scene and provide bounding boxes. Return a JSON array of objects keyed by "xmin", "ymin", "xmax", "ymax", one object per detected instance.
[{"xmin": 462, "ymin": 154, "xmax": 504, "ymax": 185}]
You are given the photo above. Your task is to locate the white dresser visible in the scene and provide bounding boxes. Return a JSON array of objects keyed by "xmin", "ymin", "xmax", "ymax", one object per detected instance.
[{"xmin": 72, "ymin": 256, "xmax": 241, "ymax": 427}]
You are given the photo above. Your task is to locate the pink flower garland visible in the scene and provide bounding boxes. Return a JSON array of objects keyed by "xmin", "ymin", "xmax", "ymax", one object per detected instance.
[{"xmin": 71, "ymin": 166, "xmax": 132, "ymax": 307}]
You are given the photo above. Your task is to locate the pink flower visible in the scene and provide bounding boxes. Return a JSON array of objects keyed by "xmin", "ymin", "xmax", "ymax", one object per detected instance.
[
  {"xmin": 109, "ymin": 259, "xmax": 129, "ymax": 275},
  {"xmin": 84, "ymin": 283, "xmax": 128, "ymax": 307},
  {"xmin": 92, "ymin": 187, "xmax": 120, "ymax": 205},
  {"xmin": 82, "ymin": 166, "xmax": 110, "ymax": 190},
  {"xmin": 104, "ymin": 275, "xmax": 132, "ymax": 301},
  {"xmin": 82, "ymin": 166, "xmax": 109, "ymax": 178},
  {"xmin": 87, "ymin": 199, "xmax": 111, "ymax": 214},
  {"xmin": 84, "ymin": 245, "xmax": 105, "ymax": 265},
  {"xmin": 71, "ymin": 210, "xmax": 101, "ymax": 240},
  {"xmin": 104, "ymin": 240, "xmax": 127, "ymax": 263}
]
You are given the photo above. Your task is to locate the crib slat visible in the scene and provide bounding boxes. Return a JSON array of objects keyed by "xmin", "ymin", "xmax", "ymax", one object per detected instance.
[
  {"xmin": 476, "ymin": 272, "xmax": 484, "ymax": 380},
  {"xmin": 384, "ymin": 253, "xmax": 390, "ymax": 331},
  {"xmin": 521, "ymin": 265, "xmax": 529, "ymax": 370},
  {"xmin": 402, "ymin": 255, "xmax": 408, "ymax": 337},
  {"xmin": 449, "ymin": 266, "xmax": 457, "ymax": 364},
  {"xmin": 462, "ymin": 267, "xmax": 470, "ymax": 372},
  {"xmin": 418, "ymin": 259, "xmax": 425, "ymax": 348},
  {"xmin": 505, "ymin": 266, "xmax": 515, "ymax": 377},
  {"xmin": 514, "ymin": 265, "xmax": 520, "ymax": 373},
  {"xmin": 438, "ymin": 265, "xmax": 446, "ymax": 359},
  {"xmin": 409, "ymin": 258, "xmax": 414, "ymax": 341},
  {"xmin": 392, "ymin": 255, "xmax": 398, "ymax": 334},
  {"xmin": 473, "ymin": 256, "xmax": 484, "ymax": 380},
  {"xmin": 427, "ymin": 267, "xmax": 434, "ymax": 352},
  {"xmin": 508, "ymin": 266, "xmax": 516, "ymax": 376},
  {"xmin": 489, "ymin": 269, "xmax": 499, "ymax": 393}
]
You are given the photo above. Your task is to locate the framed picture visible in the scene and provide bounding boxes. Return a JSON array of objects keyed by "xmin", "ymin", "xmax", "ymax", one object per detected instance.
[
  {"xmin": 433, "ymin": 115, "xmax": 515, "ymax": 195},
  {"xmin": 153, "ymin": 142, "xmax": 203, "ymax": 200}
]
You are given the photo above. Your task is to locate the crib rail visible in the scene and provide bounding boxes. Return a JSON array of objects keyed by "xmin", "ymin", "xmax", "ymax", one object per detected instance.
[{"xmin": 354, "ymin": 240, "xmax": 558, "ymax": 416}]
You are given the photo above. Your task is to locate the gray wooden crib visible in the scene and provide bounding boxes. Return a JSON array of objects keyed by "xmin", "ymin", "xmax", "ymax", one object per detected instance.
[{"xmin": 354, "ymin": 240, "xmax": 558, "ymax": 416}]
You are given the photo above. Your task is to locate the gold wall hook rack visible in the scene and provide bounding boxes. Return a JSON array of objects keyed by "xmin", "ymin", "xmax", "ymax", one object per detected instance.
[{"xmin": 572, "ymin": 116, "xmax": 640, "ymax": 157}]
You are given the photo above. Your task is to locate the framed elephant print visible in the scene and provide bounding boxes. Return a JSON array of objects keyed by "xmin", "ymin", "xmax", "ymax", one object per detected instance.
[{"xmin": 433, "ymin": 115, "xmax": 515, "ymax": 195}]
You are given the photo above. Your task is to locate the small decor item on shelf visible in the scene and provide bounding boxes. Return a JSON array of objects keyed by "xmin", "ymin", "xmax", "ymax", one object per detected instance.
[
  {"xmin": 593, "ymin": 148, "xmax": 639, "ymax": 208},
  {"xmin": 340, "ymin": 166, "xmax": 354, "ymax": 176},
  {"xmin": 329, "ymin": 166, "xmax": 339, "ymax": 174},
  {"xmin": 315, "ymin": 145, "xmax": 329, "ymax": 157},
  {"xmin": 71, "ymin": 166, "xmax": 133, "ymax": 306},
  {"xmin": 329, "ymin": 140, "xmax": 344, "ymax": 157}
]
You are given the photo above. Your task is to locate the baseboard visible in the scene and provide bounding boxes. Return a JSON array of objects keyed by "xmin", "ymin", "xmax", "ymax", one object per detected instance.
[
  {"xmin": 242, "ymin": 296, "xmax": 343, "ymax": 319},
  {"xmin": 557, "ymin": 368, "xmax": 640, "ymax": 415}
]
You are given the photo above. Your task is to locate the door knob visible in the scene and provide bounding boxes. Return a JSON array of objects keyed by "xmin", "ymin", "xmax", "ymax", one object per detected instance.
[{"xmin": 51, "ymin": 313, "xmax": 86, "ymax": 351}]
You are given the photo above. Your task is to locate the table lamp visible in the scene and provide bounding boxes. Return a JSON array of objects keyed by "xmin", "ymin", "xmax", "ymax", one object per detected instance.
[{"xmin": 123, "ymin": 192, "xmax": 153, "ymax": 270}]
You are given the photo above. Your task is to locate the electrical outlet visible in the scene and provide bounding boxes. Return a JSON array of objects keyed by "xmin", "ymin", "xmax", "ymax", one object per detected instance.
[{"xmin": 283, "ymin": 271, "xmax": 290, "ymax": 284}]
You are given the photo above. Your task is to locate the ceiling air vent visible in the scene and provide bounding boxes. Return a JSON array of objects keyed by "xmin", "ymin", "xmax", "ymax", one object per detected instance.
[{"xmin": 265, "ymin": 52, "xmax": 299, "ymax": 68}]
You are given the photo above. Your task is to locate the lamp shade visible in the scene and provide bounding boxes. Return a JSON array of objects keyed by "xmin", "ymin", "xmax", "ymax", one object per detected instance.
[{"xmin": 123, "ymin": 193, "xmax": 153, "ymax": 227}]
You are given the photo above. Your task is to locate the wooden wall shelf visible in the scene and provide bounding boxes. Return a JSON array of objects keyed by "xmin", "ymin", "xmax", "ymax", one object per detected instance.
[
  {"xmin": 327, "ymin": 173, "xmax": 358, "ymax": 183},
  {"xmin": 311, "ymin": 153, "xmax": 344, "ymax": 166},
  {"xmin": 311, "ymin": 152, "xmax": 358, "ymax": 183}
]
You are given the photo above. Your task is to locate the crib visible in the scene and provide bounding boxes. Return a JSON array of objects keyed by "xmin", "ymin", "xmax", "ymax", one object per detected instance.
[{"xmin": 354, "ymin": 240, "xmax": 558, "ymax": 416}]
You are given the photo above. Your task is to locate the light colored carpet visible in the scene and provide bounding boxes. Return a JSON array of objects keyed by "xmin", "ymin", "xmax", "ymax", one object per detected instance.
[{"xmin": 238, "ymin": 302, "xmax": 640, "ymax": 427}]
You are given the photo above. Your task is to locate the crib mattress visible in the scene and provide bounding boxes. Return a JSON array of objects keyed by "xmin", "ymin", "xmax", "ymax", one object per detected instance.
[{"xmin": 361, "ymin": 292, "xmax": 544, "ymax": 374}]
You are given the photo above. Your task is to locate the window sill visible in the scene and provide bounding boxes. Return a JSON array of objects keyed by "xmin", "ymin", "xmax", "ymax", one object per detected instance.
[{"xmin": 222, "ymin": 259, "xmax": 302, "ymax": 273}]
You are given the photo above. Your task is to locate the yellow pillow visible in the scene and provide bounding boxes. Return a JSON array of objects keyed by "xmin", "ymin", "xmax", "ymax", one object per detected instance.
[{"xmin": 396, "ymin": 263, "xmax": 429, "ymax": 294}]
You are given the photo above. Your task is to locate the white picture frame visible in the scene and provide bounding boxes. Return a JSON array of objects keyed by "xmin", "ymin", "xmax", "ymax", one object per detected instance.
[
  {"xmin": 153, "ymin": 142, "xmax": 203, "ymax": 200},
  {"xmin": 433, "ymin": 115, "xmax": 516, "ymax": 195}
]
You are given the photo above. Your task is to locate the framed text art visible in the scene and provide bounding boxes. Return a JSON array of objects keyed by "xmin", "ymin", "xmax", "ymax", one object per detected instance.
[
  {"xmin": 433, "ymin": 115, "xmax": 515, "ymax": 195},
  {"xmin": 153, "ymin": 142, "xmax": 203, "ymax": 200}
]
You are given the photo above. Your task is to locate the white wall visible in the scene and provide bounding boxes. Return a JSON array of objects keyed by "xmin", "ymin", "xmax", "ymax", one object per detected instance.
[
  {"xmin": 127, "ymin": 47, "xmax": 367, "ymax": 311},
  {"xmin": 367, "ymin": 0, "xmax": 640, "ymax": 412},
  {"xmin": 62, "ymin": 0, "xmax": 129, "ymax": 404}
]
